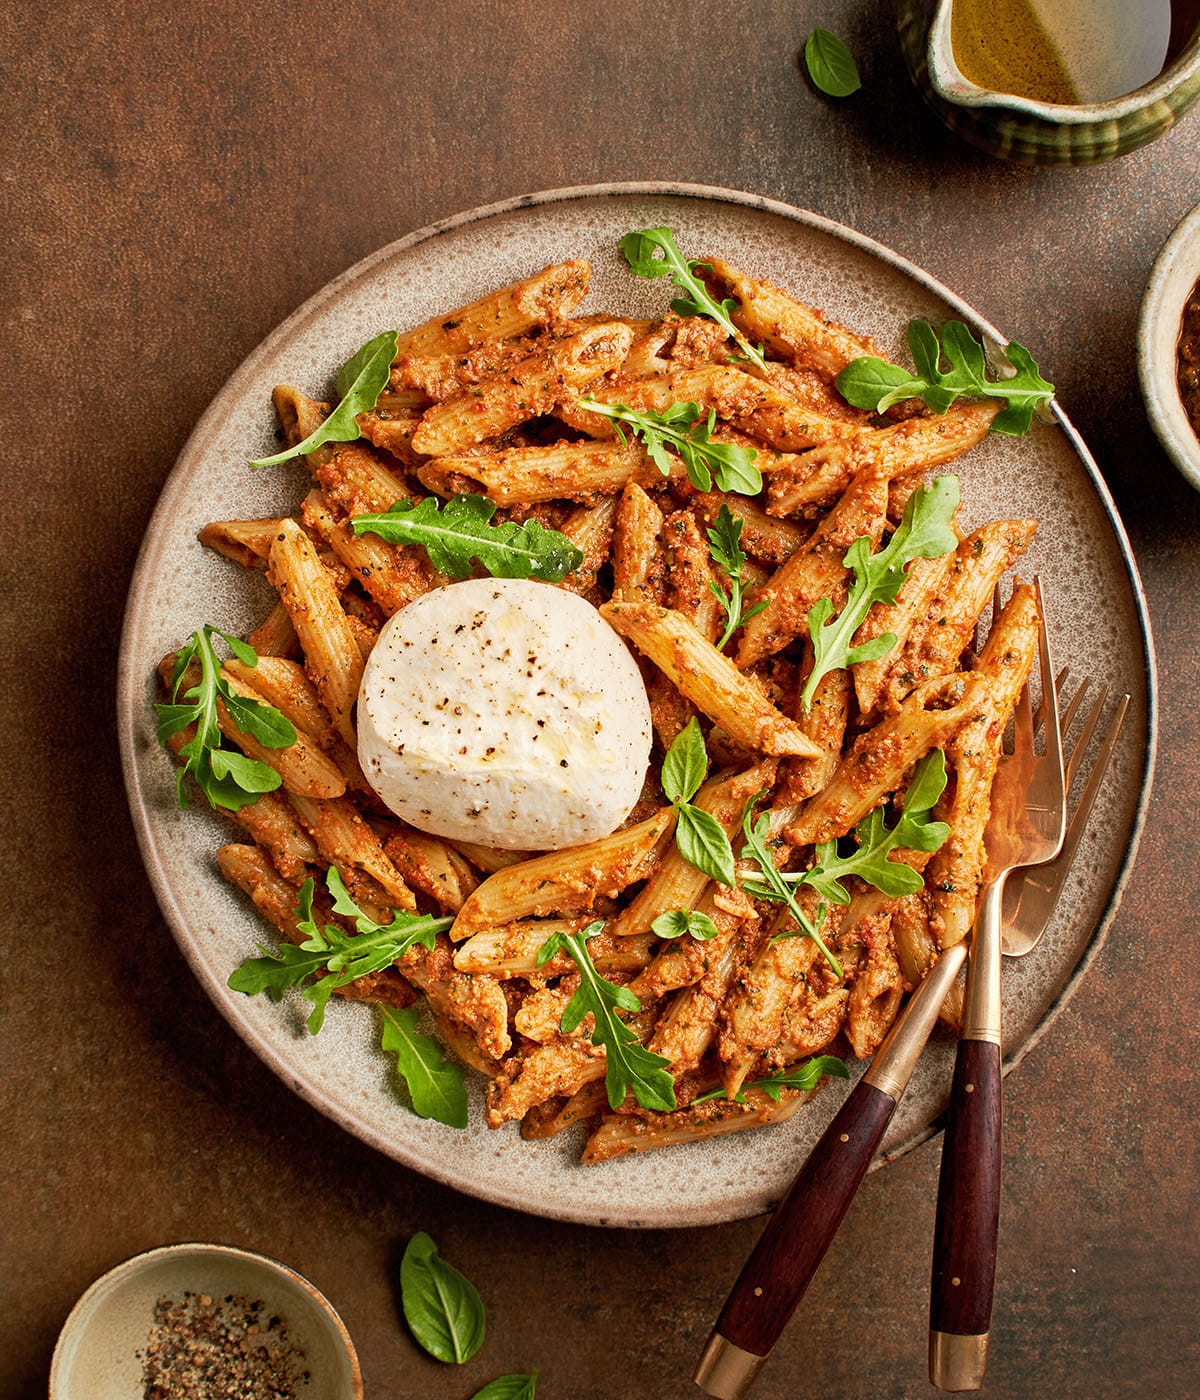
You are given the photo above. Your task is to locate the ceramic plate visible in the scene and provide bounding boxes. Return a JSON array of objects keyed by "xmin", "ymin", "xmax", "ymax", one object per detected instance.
[{"xmin": 118, "ymin": 184, "xmax": 1155, "ymax": 1228}]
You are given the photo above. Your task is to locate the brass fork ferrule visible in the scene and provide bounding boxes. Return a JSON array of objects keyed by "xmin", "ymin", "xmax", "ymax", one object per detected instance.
[{"xmin": 961, "ymin": 875, "xmax": 1005, "ymax": 1045}]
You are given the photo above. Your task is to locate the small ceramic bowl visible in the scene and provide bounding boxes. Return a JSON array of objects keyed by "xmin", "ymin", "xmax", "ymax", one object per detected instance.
[
  {"xmin": 1139, "ymin": 200, "xmax": 1200, "ymax": 494},
  {"xmin": 897, "ymin": 0, "xmax": 1200, "ymax": 165},
  {"xmin": 49, "ymin": 1243, "xmax": 363, "ymax": 1400}
]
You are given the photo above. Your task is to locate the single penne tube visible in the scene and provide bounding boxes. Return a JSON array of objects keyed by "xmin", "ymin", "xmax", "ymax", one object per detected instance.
[
  {"xmin": 197, "ymin": 517, "xmax": 286, "ymax": 570},
  {"xmin": 926, "ymin": 583, "xmax": 1040, "ymax": 949},
  {"xmin": 268, "ymin": 518, "xmax": 364, "ymax": 748},
  {"xmin": 786, "ymin": 671, "xmax": 991, "ymax": 846},
  {"xmin": 356, "ymin": 406, "xmax": 425, "ymax": 467},
  {"xmin": 417, "ymin": 439, "xmax": 668, "ymax": 506},
  {"xmin": 776, "ymin": 665, "xmax": 850, "ymax": 805},
  {"xmin": 663, "ymin": 509, "xmax": 722, "ymax": 642},
  {"xmin": 774, "ymin": 987, "xmax": 850, "ymax": 1063},
  {"xmin": 317, "ymin": 439, "xmax": 417, "ymax": 517},
  {"xmin": 519, "ymin": 1080, "xmax": 610, "ymax": 1140},
  {"xmin": 300, "ymin": 488, "xmax": 430, "ymax": 615},
  {"xmin": 698, "ymin": 255, "xmax": 879, "ymax": 378},
  {"xmin": 453, "ymin": 918, "xmax": 654, "ymax": 978},
  {"xmin": 580, "ymin": 1085, "xmax": 811, "ymax": 1164},
  {"xmin": 601, "ymin": 601, "xmax": 824, "ymax": 758},
  {"xmin": 612, "ymin": 482, "xmax": 667, "ymax": 603},
  {"xmin": 689, "ymin": 491, "xmax": 809, "ymax": 566},
  {"xmin": 735, "ymin": 466, "xmax": 891, "ymax": 668},
  {"xmin": 449, "ymin": 809, "xmax": 676, "ymax": 937},
  {"xmin": 485, "ymin": 1038, "xmax": 607, "ymax": 1127},
  {"xmin": 229, "ymin": 791, "xmax": 319, "ymax": 884},
  {"xmin": 381, "ymin": 828, "xmax": 478, "ymax": 913},
  {"xmin": 396, "ymin": 933, "xmax": 512, "ymax": 1064},
  {"xmin": 555, "ymin": 494, "xmax": 618, "ymax": 597},
  {"xmin": 611, "ymin": 760, "xmax": 776, "ymax": 938},
  {"xmin": 247, "ymin": 601, "xmax": 299, "ymax": 658},
  {"xmin": 388, "ymin": 334, "xmax": 542, "ymax": 401},
  {"xmin": 210, "ymin": 669, "xmax": 345, "ymax": 800},
  {"xmin": 223, "ymin": 654, "xmax": 334, "ymax": 747},
  {"xmin": 446, "ymin": 839, "xmax": 530, "ymax": 875},
  {"xmin": 411, "ymin": 322, "xmax": 635, "ymax": 456},
  {"xmin": 880, "ymin": 518, "xmax": 1036, "ymax": 711},
  {"xmin": 765, "ymin": 402, "xmax": 999, "ymax": 515},
  {"xmin": 852, "ymin": 548, "xmax": 959, "ymax": 716},
  {"xmin": 843, "ymin": 918, "xmax": 904, "ymax": 1058},
  {"xmin": 393, "ymin": 259, "xmax": 591, "ymax": 358},
  {"xmin": 287, "ymin": 794, "xmax": 417, "ymax": 912}
]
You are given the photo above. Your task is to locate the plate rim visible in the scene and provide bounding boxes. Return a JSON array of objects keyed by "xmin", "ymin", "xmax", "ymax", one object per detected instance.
[{"xmin": 117, "ymin": 181, "xmax": 1158, "ymax": 1226}]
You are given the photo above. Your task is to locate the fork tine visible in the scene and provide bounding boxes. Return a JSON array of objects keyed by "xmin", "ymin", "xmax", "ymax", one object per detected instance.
[
  {"xmin": 1059, "ymin": 676, "xmax": 1092, "ymax": 740},
  {"xmin": 1045, "ymin": 693, "xmax": 1128, "ymax": 884},
  {"xmin": 1065, "ymin": 685, "xmax": 1108, "ymax": 790},
  {"xmin": 1033, "ymin": 577, "xmax": 1063, "ymax": 775}
]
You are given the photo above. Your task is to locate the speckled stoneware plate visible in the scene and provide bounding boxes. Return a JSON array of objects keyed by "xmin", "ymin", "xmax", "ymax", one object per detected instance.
[{"xmin": 118, "ymin": 184, "xmax": 1155, "ymax": 1228}]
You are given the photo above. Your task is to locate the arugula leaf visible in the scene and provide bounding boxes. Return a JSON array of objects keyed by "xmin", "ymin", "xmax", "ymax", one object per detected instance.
[
  {"xmin": 470, "ymin": 1375, "xmax": 538, "ymax": 1400},
  {"xmin": 651, "ymin": 908, "xmax": 721, "ymax": 942},
  {"xmin": 537, "ymin": 922, "xmax": 677, "ymax": 1111},
  {"xmin": 660, "ymin": 719, "xmax": 737, "ymax": 887},
  {"xmin": 400, "ymin": 1232, "xmax": 485, "ymax": 1364},
  {"xmin": 228, "ymin": 866, "xmax": 452, "ymax": 1034},
  {"xmin": 801, "ymin": 475, "xmax": 960, "ymax": 711},
  {"xmin": 804, "ymin": 28, "xmax": 862, "ymax": 97},
  {"xmin": 706, "ymin": 505, "xmax": 769, "ymax": 649},
  {"xmin": 693, "ymin": 1054, "xmax": 849, "ymax": 1104},
  {"xmin": 738, "ymin": 794, "xmax": 844, "ymax": 976},
  {"xmin": 578, "ymin": 398, "xmax": 761, "ymax": 495},
  {"xmin": 835, "ymin": 320, "xmax": 1054, "ymax": 433},
  {"xmin": 156, "ymin": 625, "xmax": 297, "ymax": 812},
  {"xmin": 249, "ymin": 329, "xmax": 398, "ymax": 467},
  {"xmin": 619, "ymin": 227, "xmax": 768, "ymax": 371},
  {"xmin": 351, "ymin": 494, "xmax": 583, "ymax": 582},
  {"xmin": 380, "ymin": 1005, "xmax": 469, "ymax": 1129},
  {"xmin": 805, "ymin": 751, "xmax": 951, "ymax": 903}
]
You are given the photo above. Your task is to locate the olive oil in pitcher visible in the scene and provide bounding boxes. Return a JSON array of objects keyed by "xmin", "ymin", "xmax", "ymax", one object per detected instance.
[{"xmin": 950, "ymin": 0, "xmax": 1200, "ymax": 104}]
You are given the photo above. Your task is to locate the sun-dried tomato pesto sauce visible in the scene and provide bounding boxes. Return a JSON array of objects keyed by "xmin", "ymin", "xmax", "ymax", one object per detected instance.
[{"xmin": 1179, "ymin": 278, "xmax": 1200, "ymax": 439}]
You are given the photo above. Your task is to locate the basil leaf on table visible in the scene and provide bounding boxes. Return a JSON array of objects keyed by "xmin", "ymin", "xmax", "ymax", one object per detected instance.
[
  {"xmin": 804, "ymin": 27, "xmax": 862, "ymax": 98},
  {"xmin": 400, "ymin": 1231, "xmax": 486, "ymax": 1364},
  {"xmin": 470, "ymin": 1373, "xmax": 538, "ymax": 1399}
]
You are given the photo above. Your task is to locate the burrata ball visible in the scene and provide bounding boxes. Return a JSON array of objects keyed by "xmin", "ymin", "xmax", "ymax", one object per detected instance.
[{"xmin": 356, "ymin": 577, "xmax": 652, "ymax": 850}]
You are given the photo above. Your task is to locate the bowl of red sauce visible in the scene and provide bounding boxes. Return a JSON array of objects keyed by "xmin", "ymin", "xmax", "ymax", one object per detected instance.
[{"xmin": 1139, "ymin": 199, "xmax": 1200, "ymax": 493}]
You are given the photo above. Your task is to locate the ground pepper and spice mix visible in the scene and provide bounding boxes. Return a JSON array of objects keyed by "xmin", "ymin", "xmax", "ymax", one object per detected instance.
[
  {"xmin": 1178, "ymin": 277, "xmax": 1200, "ymax": 440},
  {"xmin": 137, "ymin": 1291, "xmax": 309, "ymax": 1400}
]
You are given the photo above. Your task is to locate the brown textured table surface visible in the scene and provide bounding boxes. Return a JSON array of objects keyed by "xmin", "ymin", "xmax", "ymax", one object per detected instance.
[{"xmin": 4, "ymin": 4, "xmax": 1198, "ymax": 1397}]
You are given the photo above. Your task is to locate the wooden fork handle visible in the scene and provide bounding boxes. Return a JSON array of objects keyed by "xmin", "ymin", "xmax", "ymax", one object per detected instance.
[
  {"xmin": 704, "ymin": 1079, "xmax": 897, "ymax": 1381},
  {"xmin": 929, "ymin": 1035, "xmax": 1002, "ymax": 1389}
]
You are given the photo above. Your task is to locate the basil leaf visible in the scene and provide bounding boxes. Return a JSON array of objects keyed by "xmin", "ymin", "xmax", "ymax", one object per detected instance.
[
  {"xmin": 835, "ymin": 356, "xmax": 927, "ymax": 413},
  {"xmin": 380, "ymin": 1005, "xmax": 469, "ymax": 1129},
  {"xmin": 661, "ymin": 717, "xmax": 707, "ymax": 805},
  {"xmin": 400, "ymin": 1232, "xmax": 485, "ymax": 1364},
  {"xmin": 675, "ymin": 804, "xmax": 737, "ymax": 887},
  {"xmin": 651, "ymin": 908, "xmax": 721, "ymax": 941},
  {"xmin": 804, "ymin": 27, "xmax": 862, "ymax": 98},
  {"xmin": 470, "ymin": 1375, "xmax": 538, "ymax": 1400},
  {"xmin": 250, "ymin": 329, "xmax": 398, "ymax": 467},
  {"xmin": 352, "ymin": 494, "xmax": 583, "ymax": 582}
]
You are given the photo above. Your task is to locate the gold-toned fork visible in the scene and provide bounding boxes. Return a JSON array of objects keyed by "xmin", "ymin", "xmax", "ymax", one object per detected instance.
[
  {"xmin": 927, "ymin": 580, "xmax": 1073, "ymax": 1390},
  {"xmin": 928, "ymin": 666, "xmax": 1128, "ymax": 1389}
]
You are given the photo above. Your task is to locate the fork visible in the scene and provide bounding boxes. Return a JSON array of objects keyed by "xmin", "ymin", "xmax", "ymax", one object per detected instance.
[{"xmin": 927, "ymin": 579, "xmax": 1073, "ymax": 1390}]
